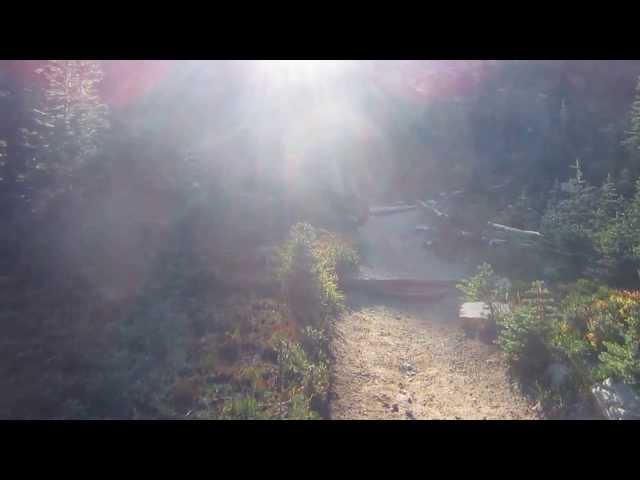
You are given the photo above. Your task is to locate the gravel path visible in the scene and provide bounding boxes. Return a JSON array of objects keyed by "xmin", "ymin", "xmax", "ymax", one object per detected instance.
[
  {"xmin": 330, "ymin": 292, "xmax": 538, "ymax": 419},
  {"xmin": 330, "ymin": 209, "xmax": 538, "ymax": 420}
]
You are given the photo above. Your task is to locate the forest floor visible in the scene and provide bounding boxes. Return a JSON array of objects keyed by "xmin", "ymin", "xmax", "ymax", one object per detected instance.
[{"xmin": 329, "ymin": 208, "xmax": 539, "ymax": 420}]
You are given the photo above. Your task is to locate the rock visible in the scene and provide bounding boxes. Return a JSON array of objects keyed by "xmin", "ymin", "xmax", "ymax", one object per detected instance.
[
  {"xmin": 460, "ymin": 302, "xmax": 491, "ymax": 320},
  {"xmin": 460, "ymin": 302, "xmax": 508, "ymax": 338},
  {"xmin": 591, "ymin": 378, "xmax": 640, "ymax": 420},
  {"xmin": 400, "ymin": 361, "xmax": 417, "ymax": 376},
  {"xmin": 396, "ymin": 393, "xmax": 410, "ymax": 403},
  {"xmin": 545, "ymin": 363, "xmax": 571, "ymax": 390}
]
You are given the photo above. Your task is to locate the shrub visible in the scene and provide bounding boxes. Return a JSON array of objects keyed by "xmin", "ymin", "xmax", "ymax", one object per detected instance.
[
  {"xmin": 495, "ymin": 281, "xmax": 557, "ymax": 373},
  {"xmin": 221, "ymin": 394, "xmax": 264, "ymax": 420},
  {"xmin": 274, "ymin": 337, "xmax": 328, "ymax": 401},
  {"xmin": 548, "ymin": 282, "xmax": 640, "ymax": 389},
  {"xmin": 548, "ymin": 281, "xmax": 603, "ymax": 383},
  {"xmin": 287, "ymin": 393, "xmax": 320, "ymax": 420},
  {"xmin": 456, "ymin": 263, "xmax": 509, "ymax": 316},
  {"xmin": 590, "ymin": 290, "xmax": 640, "ymax": 385},
  {"xmin": 276, "ymin": 223, "xmax": 358, "ymax": 327},
  {"xmin": 300, "ymin": 325, "xmax": 329, "ymax": 363}
]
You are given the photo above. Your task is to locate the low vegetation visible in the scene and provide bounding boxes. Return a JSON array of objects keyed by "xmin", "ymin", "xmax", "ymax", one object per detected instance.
[{"xmin": 459, "ymin": 264, "xmax": 640, "ymax": 416}]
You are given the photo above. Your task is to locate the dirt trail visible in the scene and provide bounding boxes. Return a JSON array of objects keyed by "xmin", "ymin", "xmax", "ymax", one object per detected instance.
[{"xmin": 330, "ymin": 208, "xmax": 538, "ymax": 420}]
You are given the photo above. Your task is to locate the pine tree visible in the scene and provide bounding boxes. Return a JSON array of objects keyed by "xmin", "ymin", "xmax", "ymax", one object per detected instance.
[
  {"xmin": 595, "ymin": 178, "xmax": 640, "ymax": 277},
  {"xmin": 548, "ymin": 178, "xmax": 561, "ymax": 206},
  {"xmin": 617, "ymin": 167, "xmax": 634, "ymax": 198},
  {"xmin": 29, "ymin": 60, "xmax": 109, "ymax": 192},
  {"xmin": 591, "ymin": 174, "xmax": 624, "ymax": 272},
  {"xmin": 596, "ymin": 174, "xmax": 622, "ymax": 226},
  {"xmin": 542, "ymin": 160, "xmax": 599, "ymax": 252},
  {"xmin": 521, "ymin": 280, "xmax": 558, "ymax": 330},
  {"xmin": 624, "ymin": 179, "xmax": 640, "ymax": 261},
  {"xmin": 510, "ymin": 188, "xmax": 540, "ymax": 230},
  {"xmin": 496, "ymin": 280, "xmax": 557, "ymax": 369},
  {"xmin": 622, "ymin": 75, "xmax": 640, "ymax": 156},
  {"xmin": 569, "ymin": 158, "xmax": 585, "ymax": 189}
]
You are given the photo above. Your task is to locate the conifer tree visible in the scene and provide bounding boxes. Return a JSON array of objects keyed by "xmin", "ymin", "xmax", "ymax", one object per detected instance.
[
  {"xmin": 595, "ymin": 174, "xmax": 622, "ymax": 228},
  {"xmin": 622, "ymin": 75, "xmax": 640, "ymax": 156},
  {"xmin": 28, "ymin": 60, "xmax": 109, "ymax": 193}
]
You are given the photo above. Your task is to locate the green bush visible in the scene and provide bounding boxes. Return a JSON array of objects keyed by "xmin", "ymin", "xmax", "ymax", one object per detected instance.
[
  {"xmin": 287, "ymin": 393, "xmax": 320, "ymax": 420},
  {"xmin": 540, "ymin": 165, "xmax": 600, "ymax": 264},
  {"xmin": 220, "ymin": 394, "xmax": 267, "ymax": 420},
  {"xmin": 546, "ymin": 285, "xmax": 640, "ymax": 394},
  {"xmin": 495, "ymin": 281, "xmax": 557, "ymax": 373},
  {"xmin": 276, "ymin": 223, "xmax": 358, "ymax": 327},
  {"xmin": 274, "ymin": 336, "xmax": 329, "ymax": 404},
  {"xmin": 551, "ymin": 280, "xmax": 610, "ymax": 368},
  {"xmin": 456, "ymin": 263, "xmax": 509, "ymax": 317},
  {"xmin": 589, "ymin": 290, "xmax": 640, "ymax": 385}
]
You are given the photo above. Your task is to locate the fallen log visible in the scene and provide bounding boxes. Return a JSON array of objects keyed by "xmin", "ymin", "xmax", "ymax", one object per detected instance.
[
  {"xmin": 418, "ymin": 200, "xmax": 448, "ymax": 219},
  {"xmin": 487, "ymin": 222, "xmax": 543, "ymax": 238},
  {"xmin": 369, "ymin": 204, "xmax": 417, "ymax": 216}
]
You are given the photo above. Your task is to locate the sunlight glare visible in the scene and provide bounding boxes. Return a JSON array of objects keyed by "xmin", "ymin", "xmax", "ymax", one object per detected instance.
[{"xmin": 253, "ymin": 60, "xmax": 353, "ymax": 90}]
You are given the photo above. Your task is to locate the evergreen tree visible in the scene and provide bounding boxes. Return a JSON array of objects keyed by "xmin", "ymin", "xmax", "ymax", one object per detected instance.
[
  {"xmin": 510, "ymin": 188, "xmax": 541, "ymax": 229},
  {"xmin": 569, "ymin": 158, "xmax": 585, "ymax": 188},
  {"xmin": 29, "ymin": 60, "xmax": 109, "ymax": 195},
  {"xmin": 622, "ymin": 75, "xmax": 640, "ymax": 156},
  {"xmin": 496, "ymin": 280, "xmax": 557, "ymax": 370},
  {"xmin": 595, "ymin": 174, "xmax": 623, "ymax": 229},
  {"xmin": 541, "ymin": 160, "xmax": 599, "ymax": 256},
  {"xmin": 621, "ymin": 179, "xmax": 640, "ymax": 262},
  {"xmin": 617, "ymin": 167, "xmax": 634, "ymax": 198}
]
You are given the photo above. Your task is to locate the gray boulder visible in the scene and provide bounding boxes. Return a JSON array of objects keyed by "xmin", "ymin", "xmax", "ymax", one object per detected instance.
[{"xmin": 591, "ymin": 378, "xmax": 640, "ymax": 420}]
